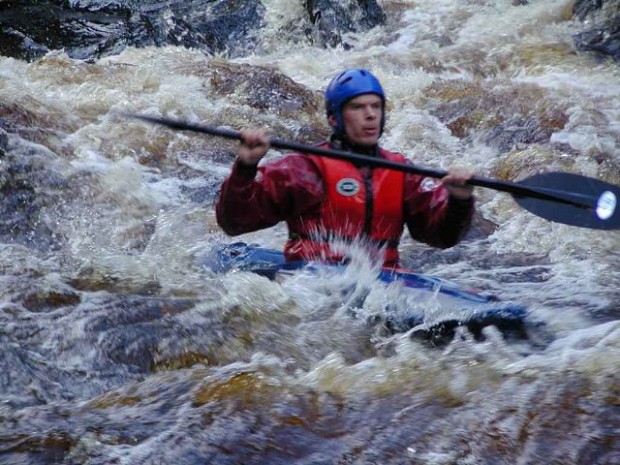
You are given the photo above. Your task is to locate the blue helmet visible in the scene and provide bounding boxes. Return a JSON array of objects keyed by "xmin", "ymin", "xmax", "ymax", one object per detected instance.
[{"xmin": 325, "ymin": 69, "xmax": 386, "ymax": 137}]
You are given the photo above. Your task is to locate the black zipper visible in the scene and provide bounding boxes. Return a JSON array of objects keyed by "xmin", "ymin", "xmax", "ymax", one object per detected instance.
[{"xmin": 363, "ymin": 169, "xmax": 373, "ymax": 235}]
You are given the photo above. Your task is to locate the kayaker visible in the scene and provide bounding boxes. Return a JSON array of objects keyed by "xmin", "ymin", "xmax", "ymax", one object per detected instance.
[{"xmin": 215, "ymin": 68, "xmax": 474, "ymax": 267}]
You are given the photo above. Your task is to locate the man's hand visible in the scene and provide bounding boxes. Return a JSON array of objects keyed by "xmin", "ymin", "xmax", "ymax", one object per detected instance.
[
  {"xmin": 237, "ymin": 129, "xmax": 270, "ymax": 167},
  {"xmin": 441, "ymin": 167, "xmax": 473, "ymax": 200}
]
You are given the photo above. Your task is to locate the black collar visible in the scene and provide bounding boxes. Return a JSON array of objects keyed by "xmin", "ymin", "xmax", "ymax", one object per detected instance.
[{"xmin": 329, "ymin": 135, "xmax": 379, "ymax": 157}]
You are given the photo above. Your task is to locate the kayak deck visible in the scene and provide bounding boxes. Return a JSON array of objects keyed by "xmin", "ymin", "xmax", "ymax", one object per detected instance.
[{"xmin": 201, "ymin": 242, "xmax": 533, "ymax": 347}]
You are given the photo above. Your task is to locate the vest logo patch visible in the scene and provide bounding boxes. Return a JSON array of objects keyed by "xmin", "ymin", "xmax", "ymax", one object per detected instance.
[
  {"xmin": 336, "ymin": 178, "xmax": 361, "ymax": 196},
  {"xmin": 419, "ymin": 177, "xmax": 439, "ymax": 192}
]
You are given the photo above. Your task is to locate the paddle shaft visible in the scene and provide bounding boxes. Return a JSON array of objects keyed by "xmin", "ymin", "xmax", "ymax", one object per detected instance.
[
  {"xmin": 273, "ymin": 138, "xmax": 593, "ymax": 207},
  {"xmin": 130, "ymin": 114, "xmax": 595, "ymax": 209},
  {"xmin": 272, "ymin": 140, "xmax": 595, "ymax": 208}
]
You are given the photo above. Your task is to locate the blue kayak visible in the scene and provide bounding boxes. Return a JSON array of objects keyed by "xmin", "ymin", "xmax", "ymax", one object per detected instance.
[{"xmin": 202, "ymin": 242, "xmax": 531, "ymax": 347}]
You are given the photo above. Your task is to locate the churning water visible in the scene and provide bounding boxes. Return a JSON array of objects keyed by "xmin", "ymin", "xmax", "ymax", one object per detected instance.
[{"xmin": 0, "ymin": 1, "xmax": 619, "ymax": 464}]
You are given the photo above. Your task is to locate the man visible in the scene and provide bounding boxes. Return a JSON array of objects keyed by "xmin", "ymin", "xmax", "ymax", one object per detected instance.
[{"xmin": 216, "ymin": 69, "xmax": 474, "ymax": 267}]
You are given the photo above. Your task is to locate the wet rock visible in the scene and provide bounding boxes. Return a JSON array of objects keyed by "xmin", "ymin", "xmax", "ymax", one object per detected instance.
[
  {"xmin": 0, "ymin": 339, "xmax": 80, "ymax": 407},
  {"xmin": 480, "ymin": 116, "xmax": 555, "ymax": 153},
  {"xmin": 0, "ymin": 102, "xmax": 80, "ymax": 150},
  {"xmin": 0, "ymin": 0, "xmax": 266, "ymax": 61},
  {"xmin": 198, "ymin": 0, "xmax": 266, "ymax": 57},
  {"xmin": 206, "ymin": 61, "xmax": 323, "ymax": 117},
  {"xmin": 304, "ymin": 0, "xmax": 387, "ymax": 49},
  {"xmin": 20, "ymin": 287, "xmax": 82, "ymax": 313},
  {"xmin": 0, "ymin": 128, "xmax": 8, "ymax": 156},
  {"xmin": 0, "ymin": 171, "xmax": 58, "ymax": 252},
  {"xmin": 66, "ymin": 1, "xmax": 131, "ymax": 13},
  {"xmin": 574, "ymin": 17, "xmax": 620, "ymax": 62},
  {"xmin": 0, "ymin": 0, "xmax": 128, "ymax": 61},
  {"xmin": 424, "ymin": 80, "xmax": 569, "ymax": 153},
  {"xmin": 0, "ymin": 27, "xmax": 50, "ymax": 62},
  {"xmin": 0, "ymin": 133, "xmax": 70, "ymax": 252},
  {"xmin": 592, "ymin": 151, "xmax": 620, "ymax": 186},
  {"xmin": 573, "ymin": 0, "xmax": 620, "ymax": 62},
  {"xmin": 81, "ymin": 294, "xmax": 253, "ymax": 372},
  {"xmin": 79, "ymin": 295, "xmax": 199, "ymax": 371},
  {"xmin": 490, "ymin": 146, "xmax": 577, "ymax": 181},
  {"xmin": 573, "ymin": 0, "xmax": 617, "ymax": 20},
  {"xmin": 69, "ymin": 267, "xmax": 162, "ymax": 295},
  {"xmin": 201, "ymin": 61, "xmax": 329, "ymax": 142},
  {"xmin": 466, "ymin": 211, "xmax": 499, "ymax": 240},
  {"xmin": 0, "ymin": 0, "xmax": 387, "ymax": 61}
]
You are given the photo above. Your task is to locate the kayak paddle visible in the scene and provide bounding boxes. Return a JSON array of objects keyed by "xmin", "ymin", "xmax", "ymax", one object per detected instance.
[{"xmin": 125, "ymin": 113, "xmax": 620, "ymax": 230}]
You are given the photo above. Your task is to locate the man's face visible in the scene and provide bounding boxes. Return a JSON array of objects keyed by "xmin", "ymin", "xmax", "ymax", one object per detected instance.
[{"xmin": 331, "ymin": 94, "xmax": 383, "ymax": 147}]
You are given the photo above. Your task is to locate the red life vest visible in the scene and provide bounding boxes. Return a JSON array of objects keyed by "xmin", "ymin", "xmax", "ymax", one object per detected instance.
[{"xmin": 285, "ymin": 144, "xmax": 405, "ymax": 266}]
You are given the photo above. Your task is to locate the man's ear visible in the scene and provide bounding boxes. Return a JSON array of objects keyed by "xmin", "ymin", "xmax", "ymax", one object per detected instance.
[{"xmin": 327, "ymin": 115, "xmax": 337, "ymax": 128}]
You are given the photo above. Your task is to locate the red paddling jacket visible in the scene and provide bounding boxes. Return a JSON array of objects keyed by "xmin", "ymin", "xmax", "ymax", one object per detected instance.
[{"xmin": 216, "ymin": 142, "xmax": 473, "ymax": 267}]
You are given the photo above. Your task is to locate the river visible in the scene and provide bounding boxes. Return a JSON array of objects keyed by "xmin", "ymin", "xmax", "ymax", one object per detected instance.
[{"xmin": 0, "ymin": 0, "xmax": 619, "ymax": 464}]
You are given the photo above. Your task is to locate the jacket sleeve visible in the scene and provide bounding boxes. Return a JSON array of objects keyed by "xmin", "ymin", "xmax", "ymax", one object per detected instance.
[
  {"xmin": 403, "ymin": 173, "xmax": 474, "ymax": 248},
  {"xmin": 215, "ymin": 154, "xmax": 324, "ymax": 236}
]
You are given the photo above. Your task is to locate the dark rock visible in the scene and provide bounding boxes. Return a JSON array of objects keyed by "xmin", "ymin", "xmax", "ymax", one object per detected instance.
[
  {"xmin": 573, "ymin": 0, "xmax": 620, "ymax": 62},
  {"xmin": 480, "ymin": 116, "xmax": 554, "ymax": 153},
  {"xmin": 0, "ymin": 101, "xmax": 81, "ymax": 150},
  {"xmin": 465, "ymin": 211, "xmax": 499, "ymax": 241},
  {"xmin": 64, "ymin": 1, "xmax": 129, "ymax": 13},
  {"xmin": 0, "ymin": 128, "xmax": 8, "ymax": 156},
  {"xmin": 206, "ymin": 62, "xmax": 323, "ymax": 117},
  {"xmin": 21, "ymin": 288, "xmax": 82, "ymax": 313},
  {"xmin": 69, "ymin": 266, "xmax": 162, "ymax": 294},
  {"xmin": 0, "ymin": 0, "xmax": 266, "ymax": 61},
  {"xmin": 574, "ymin": 15, "xmax": 620, "ymax": 62},
  {"xmin": 573, "ymin": 0, "xmax": 607, "ymax": 20},
  {"xmin": 0, "ymin": 0, "xmax": 130, "ymax": 61},
  {"xmin": 202, "ymin": 61, "xmax": 329, "ymax": 143},
  {"xmin": 0, "ymin": 134, "xmax": 68, "ymax": 252},
  {"xmin": 424, "ymin": 80, "xmax": 569, "ymax": 152},
  {"xmin": 0, "ymin": 0, "xmax": 387, "ymax": 61},
  {"xmin": 196, "ymin": 0, "xmax": 266, "ymax": 57},
  {"xmin": 0, "ymin": 27, "xmax": 51, "ymax": 62},
  {"xmin": 304, "ymin": 0, "xmax": 386, "ymax": 48},
  {"xmin": 0, "ymin": 340, "xmax": 80, "ymax": 407}
]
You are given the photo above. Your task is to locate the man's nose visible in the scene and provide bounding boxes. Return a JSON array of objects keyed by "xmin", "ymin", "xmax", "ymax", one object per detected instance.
[{"xmin": 365, "ymin": 106, "xmax": 379, "ymax": 118}]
